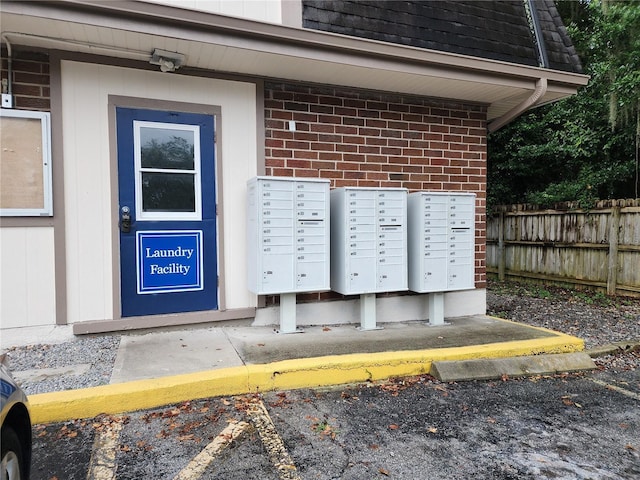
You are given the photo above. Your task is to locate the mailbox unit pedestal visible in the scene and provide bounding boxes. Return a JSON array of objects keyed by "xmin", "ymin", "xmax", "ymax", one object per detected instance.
[
  {"xmin": 247, "ymin": 177, "xmax": 330, "ymax": 333},
  {"xmin": 330, "ymin": 187, "xmax": 408, "ymax": 330},
  {"xmin": 408, "ymin": 192, "xmax": 476, "ymax": 325}
]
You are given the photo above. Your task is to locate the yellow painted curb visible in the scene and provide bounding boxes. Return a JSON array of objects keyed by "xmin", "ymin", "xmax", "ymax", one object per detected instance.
[{"xmin": 29, "ymin": 328, "xmax": 584, "ymax": 425}]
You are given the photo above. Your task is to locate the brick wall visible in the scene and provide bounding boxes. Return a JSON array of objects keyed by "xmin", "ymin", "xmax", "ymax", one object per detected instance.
[
  {"xmin": 264, "ymin": 82, "xmax": 487, "ymax": 301},
  {"xmin": 1, "ymin": 49, "xmax": 50, "ymax": 111}
]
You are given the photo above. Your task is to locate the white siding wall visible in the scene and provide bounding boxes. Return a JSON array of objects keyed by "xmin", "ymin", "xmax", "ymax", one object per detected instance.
[
  {"xmin": 61, "ymin": 61, "xmax": 258, "ymax": 324},
  {"xmin": 143, "ymin": 0, "xmax": 283, "ymax": 23},
  {"xmin": 0, "ymin": 227, "xmax": 56, "ymax": 328}
]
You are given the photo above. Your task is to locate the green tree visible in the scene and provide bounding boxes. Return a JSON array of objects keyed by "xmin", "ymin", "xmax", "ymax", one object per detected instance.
[{"xmin": 487, "ymin": 0, "xmax": 640, "ymax": 209}]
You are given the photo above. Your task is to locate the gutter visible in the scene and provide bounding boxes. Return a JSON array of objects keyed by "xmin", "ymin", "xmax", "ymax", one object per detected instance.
[{"xmin": 487, "ymin": 77, "xmax": 548, "ymax": 133}]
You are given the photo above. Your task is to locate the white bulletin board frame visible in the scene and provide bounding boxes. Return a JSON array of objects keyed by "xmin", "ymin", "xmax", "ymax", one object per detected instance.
[{"xmin": 0, "ymin": 109, "xmax": 53, "ymax": 216}]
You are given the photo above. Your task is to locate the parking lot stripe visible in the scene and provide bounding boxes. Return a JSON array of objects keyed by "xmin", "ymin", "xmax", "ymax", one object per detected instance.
[
  {"xmin": 589, "ymin": 378, "xmax": 640, "ymax": 400},
  {"xmin": 173, "ymin": 420, "xmax": 250, "ymax": 480},
  {"xmin": 247, "ymin": 401, "xmax": 302, "ymax": 480},
  {"xmin": 86, "ymin": 416, "xmax": 124, "ymax": 480}
]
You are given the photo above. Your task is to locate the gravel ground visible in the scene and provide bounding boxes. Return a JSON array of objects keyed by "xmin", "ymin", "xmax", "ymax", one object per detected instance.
[
  {"xmin": 486, "ymin": 280, "xmax": 640, "ymax": 374},
  {"xmin": 4, "ymin": 280, "xmax": 640, "ymax": 396}
]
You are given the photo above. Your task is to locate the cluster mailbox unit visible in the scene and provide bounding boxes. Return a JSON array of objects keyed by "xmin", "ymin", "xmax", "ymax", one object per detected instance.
[
  {"xmin": 247, "ymin": 177, "xmax": 330, "ymax": 332},
  {"xmin": 407, "ymin": 191, "xmax": 476, "ymax": 324},
  {"xmin": 330, "ymin": 187, "xmax": 408, "ymax": 329},
  {"xmin": 247, "ymin": 177, "xmax": 476, "ymax": 332}
]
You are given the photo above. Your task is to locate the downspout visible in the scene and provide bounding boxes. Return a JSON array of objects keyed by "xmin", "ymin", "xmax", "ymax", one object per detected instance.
[{"xmin": 487, "ymin": 77, "xmax": 547, "ymax": 133}]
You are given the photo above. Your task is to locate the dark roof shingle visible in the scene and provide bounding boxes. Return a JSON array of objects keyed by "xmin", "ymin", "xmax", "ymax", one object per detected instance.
[{"xmin": 302, "ymin": 0, "xmax": 582, "ymax": 73}]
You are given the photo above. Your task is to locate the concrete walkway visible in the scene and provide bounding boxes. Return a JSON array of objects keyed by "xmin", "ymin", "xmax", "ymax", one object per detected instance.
[{"xmin": 28, "ymin": 316, "xmax": 586, "ymax": 424}]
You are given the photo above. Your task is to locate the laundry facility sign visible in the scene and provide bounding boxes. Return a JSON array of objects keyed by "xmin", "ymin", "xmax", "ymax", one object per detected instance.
[{"xmin": 136, "ymin": 230, "xmax": 203, "ymax": 294}]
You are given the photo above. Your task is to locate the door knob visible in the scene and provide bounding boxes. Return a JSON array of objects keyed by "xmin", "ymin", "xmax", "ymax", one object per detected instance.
[{"xmin": 120, "ymin": 206, "xmax": 131, "ymax": 233}]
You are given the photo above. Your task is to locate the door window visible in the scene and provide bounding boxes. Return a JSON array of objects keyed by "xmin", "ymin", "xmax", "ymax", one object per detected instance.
[{"xmin": 134, "ymin": 121, "xmax": 202, "ymax": 221}]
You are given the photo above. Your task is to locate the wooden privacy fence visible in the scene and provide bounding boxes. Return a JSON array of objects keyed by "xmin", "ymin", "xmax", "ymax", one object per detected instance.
[{"xmin": 486, "ymin": 199, "xmax": 640, "ymax": 297}]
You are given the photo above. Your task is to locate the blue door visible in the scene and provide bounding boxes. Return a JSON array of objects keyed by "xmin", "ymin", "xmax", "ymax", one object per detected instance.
[{"xmin": 117, "ymin": 107, "xmax": 218, "ymax": 317}]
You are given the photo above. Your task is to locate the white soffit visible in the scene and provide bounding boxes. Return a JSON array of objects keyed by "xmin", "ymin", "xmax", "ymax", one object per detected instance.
[{"xmin": 0, "ymin": 2, "xmax": 588, "ymax": 120}]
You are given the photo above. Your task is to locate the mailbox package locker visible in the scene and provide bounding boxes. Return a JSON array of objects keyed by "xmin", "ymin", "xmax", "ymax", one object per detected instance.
[
  {"xmin": 407, "ymin": 192, "xmax": 476, "ymax": 292},
  {"xmin": 247, "ymin": 177, "xmax": 330, "ymax": 295},
  {"xmin": 330, "ymin": 187, "xmax": 408, "ymax": 295}
]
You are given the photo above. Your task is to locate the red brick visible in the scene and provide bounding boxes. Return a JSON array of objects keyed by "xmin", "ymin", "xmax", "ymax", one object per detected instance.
[
  {"xmin": 381, "ymin": 111, "xmax": 403, "ymax": 120},
  {"xmin": 342, "ymin": 135, "xmax": 365, "ymax": 145},
  {"xmin": 335, "ymin": 125, "xmax": 358, "ymax": 135},
  {"xmin": 292, "ymin": 113, "xmax": 318, "ymax": 123},
  {"xmin": 13, "ymin": 84, "xmax": 46, "ymax": 96},
  {"xmin": 336, "ymin": 144, "xmax": 358, "ymax": 153},
  {"xmin": 310, "ymin": 104, "xmax": 334, "ymax": 114},
  {"xmin": 388, "ymin": 139, "xmax": 409, "ymax": 148},
  {"xmin": 344, "ymin": 171, "xmax": 367, "ymax": 179},
  {"xmin": 294, "ymin": 150, "xmax": 319, "ymax": 160},
  {"xmin": 381, "ymin": 147, "xmax": 402, "ymax": 156},
  {"xmin": 359, "ymin": 146, "xmax": 381, "ymax": 154},
  {"xmin": 14, "ymin": 97, "xmax": 51, "ymax": 112},
  {"xmin": 312, "ymin": 160, "xmax": 336, "ymax": 170},
  {"xmin": 402, "ymin": 148, "xmax": 422, "ymax": 156},
  {"xmin": 319, "ymin": 134, "xmax": 342, "ymax": 143},
  {"xmin": 318, "ymin": 95, "xmax": 343, "ymax": 106},
  {"xmin": 366, "ymin": 137, "xmax": 388, "ymax": 146},
  {"xmin": 311, "ymin": 143, "xmax": 336, "ymax": 152},
  {"xmin": 359, "ymin": 127, "xmax": 380, "ymax": 136},
  {"xmin": 285, "ymin": 140, "xmax": 310, "ymax": 149},
  {"xmin": 319, "ymin": 152, "xmax": 342, "ymax": 161},
  {"xmin": 343, "ymin": 117, "xmax": 365, "ymax": 126},
  {"xmin": 403, "ymin": 131, "xmax": 422, "ymax": 139},
  {"xmin": 365, "ymin": 155, "xmax": 389, "ymax": 163},
  {"xmin": 271, "ymin": 110, "xmax": 294, "ymax": 120},
  {"xmin": 319, "ymin": 115, "xmax": 342, "ymax": 124},
  {"xmin": 271, "ymin": 149, "xmax": 293, "ymax": 158}
]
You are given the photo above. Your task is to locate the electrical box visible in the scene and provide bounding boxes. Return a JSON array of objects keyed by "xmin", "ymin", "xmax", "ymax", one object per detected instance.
[
  {"xmin": 330, "ymin": 187, "xmax": 408, "ymax": 295},
  {"xmin": 408, "ymin": 192, "xmax": 476, "ymax": 292},
  {"xmin": 247, "ymin": 177, "xmax": 330, "ymax": 295}
]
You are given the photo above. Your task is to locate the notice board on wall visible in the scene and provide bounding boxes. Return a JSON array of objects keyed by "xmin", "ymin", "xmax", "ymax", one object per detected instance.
[{"xmin": 0, "ymin": 109, "xmax": 52, "ymax": 216}]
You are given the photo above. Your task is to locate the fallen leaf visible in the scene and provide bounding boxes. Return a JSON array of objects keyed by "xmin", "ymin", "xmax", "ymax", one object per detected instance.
[
  {"xmin": 369, "ymin": 444, "xmax": 379, "ymax": 450},
  {"xmin": 257, "ymin": 343, "xmax": 266, "ymax": 347},
  {"xmin": 379, "ymin": 468, "xmax": 390, "ymax": 476},
  {"xmin": 323, "ymin": 327, "xmax": 331, "ymax": 331},
  {"xmin": 427, "ymin": 426, "xmax": 438, "ymax": 433},
  {"xmin": 625, "ymin": 444, "xmax": 636, "ymax": 451},
  {"xmin": 487, "ymin": 417, "xmax": 496, "ymax": 424},
  {"xmin": 388, "ymin": 424, "xmax": 398, "ymax": 430}
]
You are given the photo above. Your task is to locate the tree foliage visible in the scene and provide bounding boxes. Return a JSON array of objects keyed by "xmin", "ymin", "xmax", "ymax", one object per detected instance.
[{"xmin": 487, "ymin": 0, "xmax": 640, "ymax": 209}]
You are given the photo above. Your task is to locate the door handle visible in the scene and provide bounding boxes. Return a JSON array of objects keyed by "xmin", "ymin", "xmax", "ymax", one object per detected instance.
[{"xmin": 120, "ymin": 206, "xmax": 132, "ymax": 233}]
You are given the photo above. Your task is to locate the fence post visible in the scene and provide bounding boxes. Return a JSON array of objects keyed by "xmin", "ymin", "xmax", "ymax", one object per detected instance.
[
  {"xmin": 498, "ymin": 210, "xmax": 505, "ymax": 281},
  {"xmin": 607, "ymin": 206, "xmax": 620, "ymax": 295}
]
